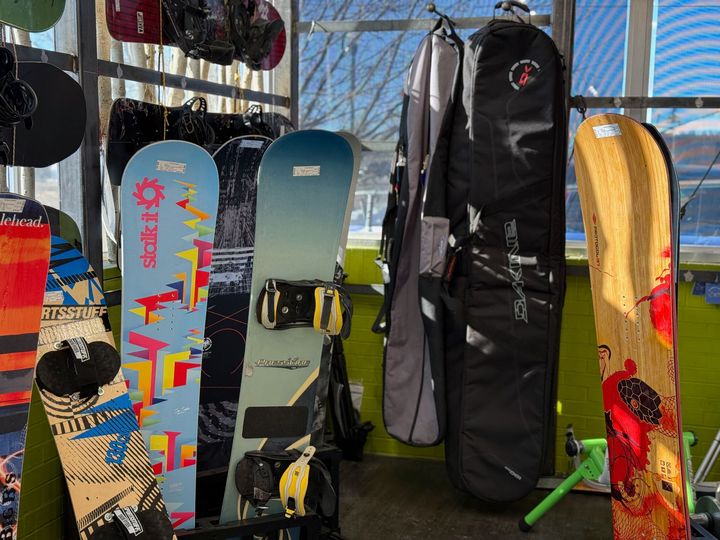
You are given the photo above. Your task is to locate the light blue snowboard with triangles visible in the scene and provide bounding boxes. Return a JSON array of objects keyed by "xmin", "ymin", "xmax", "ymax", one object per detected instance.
[{"xmin": 121, "ymin": 140, "xmax": 219, "ymax": 530}]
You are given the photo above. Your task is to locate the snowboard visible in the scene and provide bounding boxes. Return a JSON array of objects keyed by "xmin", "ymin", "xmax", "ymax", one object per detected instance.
[
  {"xmin": 36, "ymin": 236, "xmax": 175, "ymax": 540},
  {"xmin": 1, "ymin": 62, "xmax": 86, "ymax": 168},
  {"xmin": 0, "ymin": 0, "xmax": 66, "ymax": 32},
  {"xmin": 45, "ymin": 205, "xmax": 83, "ymax": 254},
  {"xmin": 121, "ymin": 140, "xmax": 219, "ymax": 530},
  {"xmin": 198, "ymin": 135, "xmax": 271, "ymax": 475},
  {"xmin": 106, "ymin": 97, "xmax": 294, "ymax": 186},
  {"xmin": 574, "ymin": 113, "xmax": 690, "ymax": 539},
  {"xmin": 105, "ymin": 0, "xmax": 285, "ymax": 69},
  {"xmin": 0, "ymin": 194, "xmax": 50, "ymax": 540},
  {"xmin": 219, "ymin": 130, "xmax": 355, "ymax": 523}
]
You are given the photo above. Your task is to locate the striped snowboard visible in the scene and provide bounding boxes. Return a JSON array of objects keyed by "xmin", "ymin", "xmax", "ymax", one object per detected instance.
[
  {"xmin": 37, "ymin": 237, "xmax": 174, "ymax": 539},
  {"xmin": 0, "ymin": 194, "xmax": 50, "ymax": 540}
]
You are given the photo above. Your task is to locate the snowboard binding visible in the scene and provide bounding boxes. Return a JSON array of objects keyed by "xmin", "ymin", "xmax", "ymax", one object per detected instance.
[
  {"xmin": 94, "ymin": 506, "xmax": 175, "ymax": 539},
  {"xmin": 0, "ymin": 47, "xmax": 38, "ymax": 129},
  {"xmin": 162, "ymin": 0, "xmax": 235, "ymax": 65},
  {"xmin": 36, "ymin": 338, "xmax": 121, "ymax": 399},
  {"xmin": 0, "ymin": 46, "xmax": 38, "ymax": 165},
  {"xmin": 234, "ymin": 446, "xmax": 336, "ymax": 519},
  {"xmin": 174, "ymin": 97, "xmax": 216, "ymax": 147},
  {"xmin": 243, "ymin": 104, "xmax": 275, "ymax": 138},
  {"xmin": 230, "ymin": 0, "xmax": 285, "ymax": 70},
  {"xmin": 256, "ymin": 279, "xmax": 352, "ymax": 338}
]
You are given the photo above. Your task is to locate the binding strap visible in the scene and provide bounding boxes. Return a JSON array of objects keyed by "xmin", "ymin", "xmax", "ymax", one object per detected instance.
[
  {"xmin": 313, "ymin": 285, "xmax": 343, "ymax": 336},
  {"xmin": 279, "ymin": 446, "xmax": 316, "ymax": 518},
  {"xmin": 36, "ymin": 339, "xmax": 120, "ymax": 398},
  {"xmin": 105, "ymin": 506, "xmax": 144, "ymax": 538}
]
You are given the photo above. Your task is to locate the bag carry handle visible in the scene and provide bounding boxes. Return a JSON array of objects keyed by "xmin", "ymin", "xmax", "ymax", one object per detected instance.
[{"xmin": 493, "ymin": 1, "xmax": 531, "ymax": 24}]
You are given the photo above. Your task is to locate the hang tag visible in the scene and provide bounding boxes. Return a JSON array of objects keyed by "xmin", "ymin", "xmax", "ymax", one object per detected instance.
[{"xmin": 593, "ymin": 124, "xmax": 621, "ymax": 138}]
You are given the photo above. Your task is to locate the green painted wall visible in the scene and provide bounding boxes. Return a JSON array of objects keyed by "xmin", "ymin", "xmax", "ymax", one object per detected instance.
[
  {"xmin": 16, "ymin": 249, "xmax": 720, "ymax": 538},
  {"xmin": 342, "ymin": 245, "xmax": 720, "ymax": 480}
]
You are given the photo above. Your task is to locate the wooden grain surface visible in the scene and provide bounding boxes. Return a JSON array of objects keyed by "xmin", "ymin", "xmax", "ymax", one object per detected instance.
[{"xmin": 575, "ymin": 113, "xmax": 689, "ymax": 539}]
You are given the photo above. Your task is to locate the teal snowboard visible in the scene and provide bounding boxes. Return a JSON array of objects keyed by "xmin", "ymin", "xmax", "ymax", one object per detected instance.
[
  {"xmin": 219, "ymin": 130, "xmax": 355, "ymax": 523},
  {"xmin": 0, "ymin": 0, "xmax": 66, "ymax": 32},
  {"xmin": 120, "ymin": 140, "xmax": 219, "ymax": 530}
]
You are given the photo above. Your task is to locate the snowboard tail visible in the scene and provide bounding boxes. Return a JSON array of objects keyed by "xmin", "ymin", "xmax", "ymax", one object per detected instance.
[{"xmin": 575, "ymin": 113, "xmax": 689, "ymax": 539}]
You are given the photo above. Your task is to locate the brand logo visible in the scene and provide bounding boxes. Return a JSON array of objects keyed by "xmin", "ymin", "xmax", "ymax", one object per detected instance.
[
  {"xmin": 132, "ymin": 177, "xmax": 165, "ymax": 269},
  {"xmin": 110, "ymin": 506, "xmax": 144, "ymax": 536},
  {"xmin": 255, "ymin": 357, "xmax": 311, "ymax": 370},
  {"xmin": 505, "ymin": 219, "xmax": 528, "ymax": 323},
  {"xmin": 0, "ymin": 213, "xmax": 43, "ymax": 227},
  {"xmin": 42, "ymin": 306, "xmax": 108, "ymax": 320},
  {"xmin": 0, "ymin": 472, "xmax": 18, "ymax": 536},
  {"xmin": 509, "ymin": 59, "xmax": 540, "ymax": 90},
  {"xmin": 202, "ymin": 338, "xmax": 212, "ymax": 352},
  {"xmin": 136, "ymin": 11, "xmax": 144, "ymax": 34},
  {"xmin": 105, "ymin": 432, "xmax": 131, "ymax": 466},
  {"xmin": 591, "ymin": 213, "xmax": 601, "ymax": 268},
  {"xmin": 504, "ymin": 466, "xmax": 522, "ymax": 481}
]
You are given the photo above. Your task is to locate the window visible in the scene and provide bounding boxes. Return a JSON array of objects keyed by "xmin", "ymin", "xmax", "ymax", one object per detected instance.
[
  {"xmin": 572, "ymin": 1, "xmax": 628, "ymax": 98},
  {"xmin": 298, "ymin": 1, "xmax": 554, "ymax": 237}
]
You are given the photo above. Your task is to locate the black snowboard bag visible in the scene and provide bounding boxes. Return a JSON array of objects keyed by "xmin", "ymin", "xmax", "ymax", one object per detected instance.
[{"xmin": 425, "ymin": 19, "xmax": 567, "ymax": 502}]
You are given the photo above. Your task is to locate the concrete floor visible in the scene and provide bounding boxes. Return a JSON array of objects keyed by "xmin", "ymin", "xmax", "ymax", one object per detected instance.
[{"xmin": 338, "ymin": 455, "xmax": 612, "ymax": 540}]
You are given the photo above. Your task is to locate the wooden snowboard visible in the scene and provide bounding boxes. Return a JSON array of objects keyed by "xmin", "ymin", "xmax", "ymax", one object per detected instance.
[
  {"xmin": 0, "ymin": 194, "xmax": 50, "ymax": 540},
  {"xmin": 574, "ymin": 113, "xmax": 690, "ymax": 539},
  {"xmin": 37, "ymin": 237, "xmax": 175, "ymax": 539}
]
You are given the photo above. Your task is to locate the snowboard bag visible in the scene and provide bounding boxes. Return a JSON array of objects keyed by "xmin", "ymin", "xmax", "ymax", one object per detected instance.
[
  {"xmin": 426, "ymin": 19, "xmax": 567, "ymax": 502},
  {"xmin": 327, "ymin": 336, "xmax": 374, "ymax": 461},
  {"xmin": 377, "ymin": 25, "xmax": 462, "ymax": 447}
]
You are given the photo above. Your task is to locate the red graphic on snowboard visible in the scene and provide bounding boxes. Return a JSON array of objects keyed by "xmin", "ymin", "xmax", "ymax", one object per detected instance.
[
  {"xmin": 600, "ymin": 245, "xmax": 686, "ymax": 538},
  {"xmin": 625, "ymin": 246, "xmax": 673, "ymax": 347}
]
